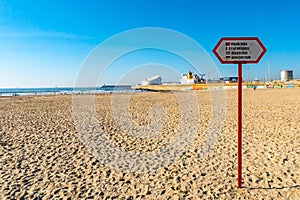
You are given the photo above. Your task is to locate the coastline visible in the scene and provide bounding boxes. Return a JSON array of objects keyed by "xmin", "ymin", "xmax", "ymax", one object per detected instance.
[
  {"xmin": 0, "ymin": 86, "xmax": 134, "ymax": 97},
  {"xmin": 1, "ymin": 83, "xmax": 299, "ymax": 97}
]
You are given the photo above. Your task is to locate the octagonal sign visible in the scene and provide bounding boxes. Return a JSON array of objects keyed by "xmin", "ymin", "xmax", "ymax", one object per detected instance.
[{"xmin": 213, "ymin": 37, "xmax": 266, "ymax": 64}]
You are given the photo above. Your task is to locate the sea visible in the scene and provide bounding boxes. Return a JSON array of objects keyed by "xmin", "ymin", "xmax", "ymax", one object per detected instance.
[{"xmin": 0, "ymin": 85, "xmax": 138, "ymax": 96}]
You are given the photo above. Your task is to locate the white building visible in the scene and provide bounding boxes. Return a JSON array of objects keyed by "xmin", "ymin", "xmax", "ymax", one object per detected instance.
[
  {"xmin": 141, "ymin": 75, "xmax": 162, "ymax": 85},
  {"xmin": 280, "ymin": 70, "xmax": 293, "ymax": 82}
]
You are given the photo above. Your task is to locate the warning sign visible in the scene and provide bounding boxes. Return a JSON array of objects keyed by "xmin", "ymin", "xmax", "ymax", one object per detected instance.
[{"xmin": 213, "ymin": 37, "xmax": 266, "ymax": 64}]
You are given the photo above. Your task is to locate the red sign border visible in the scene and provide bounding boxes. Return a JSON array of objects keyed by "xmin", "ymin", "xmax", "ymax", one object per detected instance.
[{"xmin": 212, "ymin": 37, "xmax": 267, "ymax": 64}]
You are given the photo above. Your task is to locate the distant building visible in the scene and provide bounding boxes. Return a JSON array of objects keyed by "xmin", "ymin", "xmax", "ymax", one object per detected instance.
[
  {"xmin": 280, "ymin": 70, "xmax": 293, "ymax": 82},
  {"xmin": 220, "ymin": 77, "xmax": 238, "ymax": 83},
  {"xmin": 141, "ymin": 75, "xmax": 162, "ymax": 85}
]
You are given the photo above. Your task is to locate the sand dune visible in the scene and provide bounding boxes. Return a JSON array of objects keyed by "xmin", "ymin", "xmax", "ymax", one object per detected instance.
[{"xmin": 0, "ymin": 89, "xmax": 299, "ymax": 199}]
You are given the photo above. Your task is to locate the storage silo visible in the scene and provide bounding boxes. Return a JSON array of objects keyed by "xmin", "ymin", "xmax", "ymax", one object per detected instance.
[{"xmin": 280, "ymin": 70, "xmax": 293, "ymax": 82}]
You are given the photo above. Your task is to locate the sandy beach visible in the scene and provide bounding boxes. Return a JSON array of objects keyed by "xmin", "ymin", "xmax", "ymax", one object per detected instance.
[{"xmin": 0, "ymin": 89, "xmax": 299, "ymax": 199}]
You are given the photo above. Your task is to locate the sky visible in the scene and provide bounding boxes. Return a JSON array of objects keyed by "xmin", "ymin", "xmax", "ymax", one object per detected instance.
[{"xmin": 0, "ymin": 0, "xmax": 300, "ymax": 87}]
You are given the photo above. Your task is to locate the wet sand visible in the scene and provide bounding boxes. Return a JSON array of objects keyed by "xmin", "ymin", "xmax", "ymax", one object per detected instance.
[{"xmin": 0, "ymin": 89, "xmax": 299, "ymax": 199}]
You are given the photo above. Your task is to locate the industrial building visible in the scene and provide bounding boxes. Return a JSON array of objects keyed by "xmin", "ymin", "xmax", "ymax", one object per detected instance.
[
  {"xmin": 220, "ymin": 77, "xmax": 238, "ymax": 83},
  {"xmin": 280, "ymin": 70, "xmax": 293, "ymax": 82},
  {"xmin": 141, "ymin": 75, "xmax": 162, "ymax": 86}
]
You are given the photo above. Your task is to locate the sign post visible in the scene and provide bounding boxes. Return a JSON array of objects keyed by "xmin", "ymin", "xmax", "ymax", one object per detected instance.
[
  {"xmin": 237, "ymin": 62, "xmax": 242, "ymax": 188},
  {"xmin": 213, "ymin": 37, "xmax": 266, "ymax": 188}
]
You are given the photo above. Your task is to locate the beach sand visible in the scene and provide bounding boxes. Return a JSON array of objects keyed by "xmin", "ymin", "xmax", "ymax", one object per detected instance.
[{"xmin": 0, "ymin": 89, "xmax": 299, "ymax": 199}]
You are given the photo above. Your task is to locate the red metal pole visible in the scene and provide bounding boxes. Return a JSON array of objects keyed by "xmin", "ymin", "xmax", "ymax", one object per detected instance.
[{"xmin": 238, "ymin": 62, "xmax": 243, "ymax": 188}]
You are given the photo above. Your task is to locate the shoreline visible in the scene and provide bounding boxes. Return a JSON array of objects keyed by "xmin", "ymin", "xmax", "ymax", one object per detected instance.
[{"xmin": 0, "ymin": 86, "xmax": 299, "ymax": 97}]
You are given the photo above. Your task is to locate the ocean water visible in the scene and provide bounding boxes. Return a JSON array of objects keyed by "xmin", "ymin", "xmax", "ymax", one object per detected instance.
[{"xmin": 0, "ymin": 85, "xmax": 136, "ymax": 96}]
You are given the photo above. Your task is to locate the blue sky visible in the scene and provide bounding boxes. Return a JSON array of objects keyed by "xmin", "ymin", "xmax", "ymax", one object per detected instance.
[{"xmin": 0, "ymin": 0, "xmax": 300, "ymax": 87}]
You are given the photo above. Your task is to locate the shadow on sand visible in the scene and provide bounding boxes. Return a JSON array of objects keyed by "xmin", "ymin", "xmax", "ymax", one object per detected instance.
[{"xmin": 244, "ymin": 185, "xmax": 300, "ymax": 190}]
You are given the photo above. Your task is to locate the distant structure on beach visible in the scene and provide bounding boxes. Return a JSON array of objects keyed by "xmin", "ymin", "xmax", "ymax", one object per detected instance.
[
  {"xmin": 220, "ymin": 77, "xmax": 238, "ymax": 83},
  {"xmin": 280, "ymin": 70, "xmax": 293, "ymax": 82},
  {"xmin": 141, "ymin": 75, "xmax": 162, "ymax": 85},
  {"xmin": 180, "ymin": 70, "xmax": 206, "ymax": 84}
]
